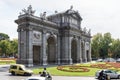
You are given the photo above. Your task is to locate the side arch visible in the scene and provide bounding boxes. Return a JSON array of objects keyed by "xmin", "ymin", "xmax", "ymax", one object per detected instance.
[
  {"xmin": 71, "ymin": 38, "xmax": 77, "ymax": 63},
  {"xmin": 46, "ymin": 34, "xmax": 56, "ymax": 64}
]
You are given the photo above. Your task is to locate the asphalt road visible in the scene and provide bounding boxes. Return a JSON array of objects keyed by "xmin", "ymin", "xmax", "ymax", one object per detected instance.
[
  {"xmin": 0, "ymin": 72, "xmax": 98, "ymax": 80},
  {"xmin": 0, "ymin": 65, "xmax": 119, "ymax": 80}
]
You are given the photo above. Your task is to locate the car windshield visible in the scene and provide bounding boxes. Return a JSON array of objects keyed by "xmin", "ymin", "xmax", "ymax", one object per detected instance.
[
  {"xmin": 105, "ymin": 70, "xmax": 116, "ymax": 73},
  {"xmin": 21, "ymin": 65, "xmax": 26, "ymax": 70}
]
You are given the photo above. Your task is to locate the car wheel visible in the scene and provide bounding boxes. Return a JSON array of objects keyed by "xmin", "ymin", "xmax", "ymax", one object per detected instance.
[
  {"xmin": 11, "ymin": 71, "xmax": 15, "ymax": 75},
  {"xmin": 118, "ymin": 75, "xmax": 120, "ymax": 79},
  {"xmin": 24, "ymin": 72, "xmax": 28, "ymax": 76},
  {"xmin": 29, "ymin": 73, "xmax": 32, "ymax": 76}
]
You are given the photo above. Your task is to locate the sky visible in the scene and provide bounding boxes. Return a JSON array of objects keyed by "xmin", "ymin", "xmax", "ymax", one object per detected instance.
[{"xmin": 0, "ymin": 0, "xmax": 120, "ymax": 40}]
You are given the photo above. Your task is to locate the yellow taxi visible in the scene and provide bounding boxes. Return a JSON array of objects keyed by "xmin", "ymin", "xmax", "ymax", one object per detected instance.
[{"xmin": 9, "ymin": 64, "xmax": 33, "ymax": 76}]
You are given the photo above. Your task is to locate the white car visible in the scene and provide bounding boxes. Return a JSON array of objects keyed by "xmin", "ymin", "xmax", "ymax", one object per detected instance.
[
  {"xmin": 95, "ymin": 69, "xmax": 120, "ymax": 79},
  {"xmin": 25, "ymin": 76, "xmax": 46, "ymax": 80}
]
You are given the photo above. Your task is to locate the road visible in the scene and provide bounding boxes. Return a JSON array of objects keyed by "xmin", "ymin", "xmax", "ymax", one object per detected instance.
[
  {"xmin": 0, "ymin": 65, "xmax": 119, "ymax": 80},
  {"xmin": 0, "ymin": 72, "xmax": 97, "ymax": 80}
]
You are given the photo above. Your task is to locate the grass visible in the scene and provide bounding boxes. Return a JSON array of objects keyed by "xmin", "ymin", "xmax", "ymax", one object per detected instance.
[
  {"xmin": 33, "ymin": 62, "xmax": 120, "ymax": 76},
  {"xmin": 33, "ymin": 62, "xmax": 103, "ymax": 76}
]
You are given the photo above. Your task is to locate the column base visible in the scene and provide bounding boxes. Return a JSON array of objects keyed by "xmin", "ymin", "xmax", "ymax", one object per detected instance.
[
  {"xmin": 77, "ymin": 58, "xmax": 82, "ymax": 63},
  {"xmin": 82, "ymin": 58, "xmax": 87, "ymax": 63},
  {"xmin": 61, "ymin": 58, "xmax": 72, "ymax": 65},
  {"xmin": 87, "ymin": 58, "xmax": 92, "ymax": 62},
  {"xmin": 43, "ymin": 57, "xmax": 47, "ymax": 66},
  {"xmin": 57, "ymin": 58, "xmax": 61, "ymax": 65}
]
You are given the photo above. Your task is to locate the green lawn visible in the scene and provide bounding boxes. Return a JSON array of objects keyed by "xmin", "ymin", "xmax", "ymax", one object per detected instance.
[{"xmin": 33, "ymin": 62, "xmax": 106, "ymax": 76}]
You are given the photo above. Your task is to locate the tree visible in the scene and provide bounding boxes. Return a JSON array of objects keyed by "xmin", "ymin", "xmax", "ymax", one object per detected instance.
[
  {"xmin": 0, "ymin": 40, "xmax": 11, "ymax": 57},
  {"xmin": 0, "ymin": 33, "xmax": 9, "ymax": 40},
  {"xmin": 91, "ymin": 33, "xmax": 103, "ymax": 58},
  {"xmin": 102, "ymin": 32, "xmax": 112, "ymax": 58},
  {"xmin": 111, "ymin": 39, "xmax": 120, "ymax": 58},
  {"xmin": 10, "ymin": 39, "xmax": 18, "ymax": 57},
  {"xmin": 91, "ymin": 32, "xmax": 112, "ymax": 59}
]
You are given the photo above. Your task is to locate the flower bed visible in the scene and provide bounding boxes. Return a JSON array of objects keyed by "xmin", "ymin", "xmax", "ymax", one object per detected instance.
[
  {"xmin": 57, "ymin": 62, "xmax": 120, "ymax": 73},
  {"xmin": 0, "ymin": 58, "xmax": 16, "ymax": 64},
  {"xmin": 0, "ymin": 58, "xmax": 17, "ymax": 60},
  {"xmin": 90, "ymin": 63, "xmax": 112, "ymax": 69},
  {"xmin": 106, "ymin": 62, "xmax": 120, "ymax": 68},
  {"xmin": 57, "ymin": 65, "xmax": 90, "ymax": 72}
]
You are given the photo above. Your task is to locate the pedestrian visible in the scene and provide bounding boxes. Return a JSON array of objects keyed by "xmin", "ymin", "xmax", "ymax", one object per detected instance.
[
  {"xmin": 98, "ymin": 70, "xmax": 104, "ymax": 80},
  {"xmin": 106, "ymin": 74, "xmax": 110, "ymax": 80},
  {"xmin": 47, "ymin": 72, "xmax": 52, "ymax": 80},
  {"xmin": 40, "ymin": 67, "xmax": 47, "ymax": 77}
]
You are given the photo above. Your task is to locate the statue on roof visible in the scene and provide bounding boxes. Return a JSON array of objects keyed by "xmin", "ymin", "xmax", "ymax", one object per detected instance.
[
  {"xmin": 66, "ymin": 5, "xmax": 76, "ymax": 14},
  {"xmin": 88, "ymin": 29, "xmax": 91, "ymax": 35},
  {"xmin": 20, "ymin": 5, "xmax": 35, "ymax": 16},
  {"xmin": 40, "ymin": 12, "xmax": 47, "ymax": 20},
  {"xmin": 70, "ymin": 5, "xmax": 73, "ymax": 10}
]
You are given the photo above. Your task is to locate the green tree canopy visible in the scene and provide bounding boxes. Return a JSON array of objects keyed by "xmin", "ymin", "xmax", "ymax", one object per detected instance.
[
  {"xmin": 0, "ymin": 33, "xmax": 9, "ymax": 40},
  {"xmin": 91, "ymin": 32, "xmax": 113, "ymax": 59},
  {"xmin": 0, "ymin": 40, "xmax": 11, "ymax": 57}
]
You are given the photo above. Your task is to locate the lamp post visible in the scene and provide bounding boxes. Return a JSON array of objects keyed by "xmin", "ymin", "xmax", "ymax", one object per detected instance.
[{"xmin": 108, "ymin": 43, "xmax": 112, "ymax": 61}]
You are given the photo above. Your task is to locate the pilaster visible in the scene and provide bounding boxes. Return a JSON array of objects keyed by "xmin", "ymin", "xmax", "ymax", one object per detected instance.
[
  {"xmin": 80, "ymin": 39, "xmax": 83, "ymax": 63},
  {"xmin": 88, "ymin": 42, "xmax": 92, "ymax": 62},
  {"xmin": 42, "ymin": 30, "xmax": 47, "ymax": 65},
  {"xmin": 56, "ymin": 34, "xmax": 61, "ymax": 65},
  {"xmin": 61, "ymin": 36, "xmax": 72, "ymax": 64},
  {"xmin": 27, "ymin": 28, "xmax": 33, "ymax": 67},
  {"xmin": 84, "ymin": 41, "xmax": 87, "ymax": 62},
  {"xmin": 16, "ymin": 28, "xmax": 21, "ymax": 64},
  {"xmin": 77, "ymin": 37, "xmax": 82, "ymax": 63}
]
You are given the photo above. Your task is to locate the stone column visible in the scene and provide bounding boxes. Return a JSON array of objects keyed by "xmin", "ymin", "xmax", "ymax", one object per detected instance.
[
  {"xmin": 88, "ymin": 42, "xmax": 92, "ymax": 62},
  {"xmin": 84, "ymin": 41, "xmax": 87, "ymax": 62},
  {"xmin": 57, "ymin": 34, "xmax": 61, "ymax": 65},
  {"xmin": 27, "ymin": 28, "xmax": 33, "ymax": 67},
  {"xmin": 61, "ymin": 36, "xmax": 72, "ymax": 64},
  {"xmin": 79, "ymin": 38, "xmax": 82, "ymax": 63},
  {"xmin": 16, "ymin": 28, "xmax": 21, "ymax": 64},
  {"xmin": 77, "ymin": 37, "xmax": 82, "ymax": 63},
  {"xmin": 68, "ymin": 37, "xmax": 72, "ymax": 64},
  {"xmin": 42, "ymin": 30, "xmax": 47, "ymax": 66}
]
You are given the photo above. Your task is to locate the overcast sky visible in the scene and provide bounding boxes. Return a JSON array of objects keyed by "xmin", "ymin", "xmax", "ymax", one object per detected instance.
[{"xmin": 0, "ymin": 0, "xmax": 120, "ymax": 39}]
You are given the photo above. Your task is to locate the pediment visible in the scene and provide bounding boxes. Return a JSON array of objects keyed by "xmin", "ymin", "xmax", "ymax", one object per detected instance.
[
  {"xmin": 70, "ymin": 12, "xmax": 82, "ymax": 20},
  {"xmin": 65, "ymin": 9, "xmax": 82, "ymax": 20}
]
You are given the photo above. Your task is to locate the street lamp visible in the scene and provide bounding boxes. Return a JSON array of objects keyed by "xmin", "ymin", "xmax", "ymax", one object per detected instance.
[{"xmin": 108, "ymin": 43, "xmax": 112, "ymax": 58}]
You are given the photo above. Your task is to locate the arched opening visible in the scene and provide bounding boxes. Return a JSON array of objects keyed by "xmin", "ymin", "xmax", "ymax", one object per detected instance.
[
  {"xmin": 47, "ymin": 36, "xmax": 56, "ymax": 64},
  {"xmin": 71, "ymin": 39, "xmax": 77, "ymax": 63},
  {"xmin": 86, "ymin": 50, "xmax": 89, "ymax": 61},
  {"xmin": 33, "ymin": 45, "xmax": 41, "ymax": 65}
]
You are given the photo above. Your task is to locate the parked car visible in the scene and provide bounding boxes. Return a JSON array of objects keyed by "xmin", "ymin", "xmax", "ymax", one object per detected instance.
[
  {"xmin": 96, "ymin": 59, "xmax": 103, "ymax": 62},
  {"xmin": 103, "ymin": 58, "xmax": 116, "ymax": 62},
  {"xmin": 9, "ymin": 64, "xmax": 33, "ymax": 76},
  {"xmin": 25, "ymin": 76, "xmax": 46, "ymax": 80},
  {"xmin": 95, "ymin": 69, "xmax": 120, "ymax": 79},
  {"xmin": 116, "ymin": 58, "xmax": 120, "ymax": 62}
]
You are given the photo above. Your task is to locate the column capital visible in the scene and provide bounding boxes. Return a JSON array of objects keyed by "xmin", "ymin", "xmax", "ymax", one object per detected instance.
[
  {"xmin": 42, "ymin": 30, "xmax": 47, "ymax": 34},
  {"xmin": 17, "ymin": 28, "xmax": 21, "ymax": 32}
]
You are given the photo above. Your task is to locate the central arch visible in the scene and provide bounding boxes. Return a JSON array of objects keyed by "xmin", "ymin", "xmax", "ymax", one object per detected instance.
[
  {"xmin": 71, "ymin": 39, "xmax": 77, "ymax": 63},
  {"xmin": 47, "ymin": 36, "xmax": 56, "ymax": 64}
]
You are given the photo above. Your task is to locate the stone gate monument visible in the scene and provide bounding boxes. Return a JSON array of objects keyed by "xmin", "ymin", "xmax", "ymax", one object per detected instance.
[{"xmin": 15, "ymin": 5, "xmax": 92, "ymax": 67}]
